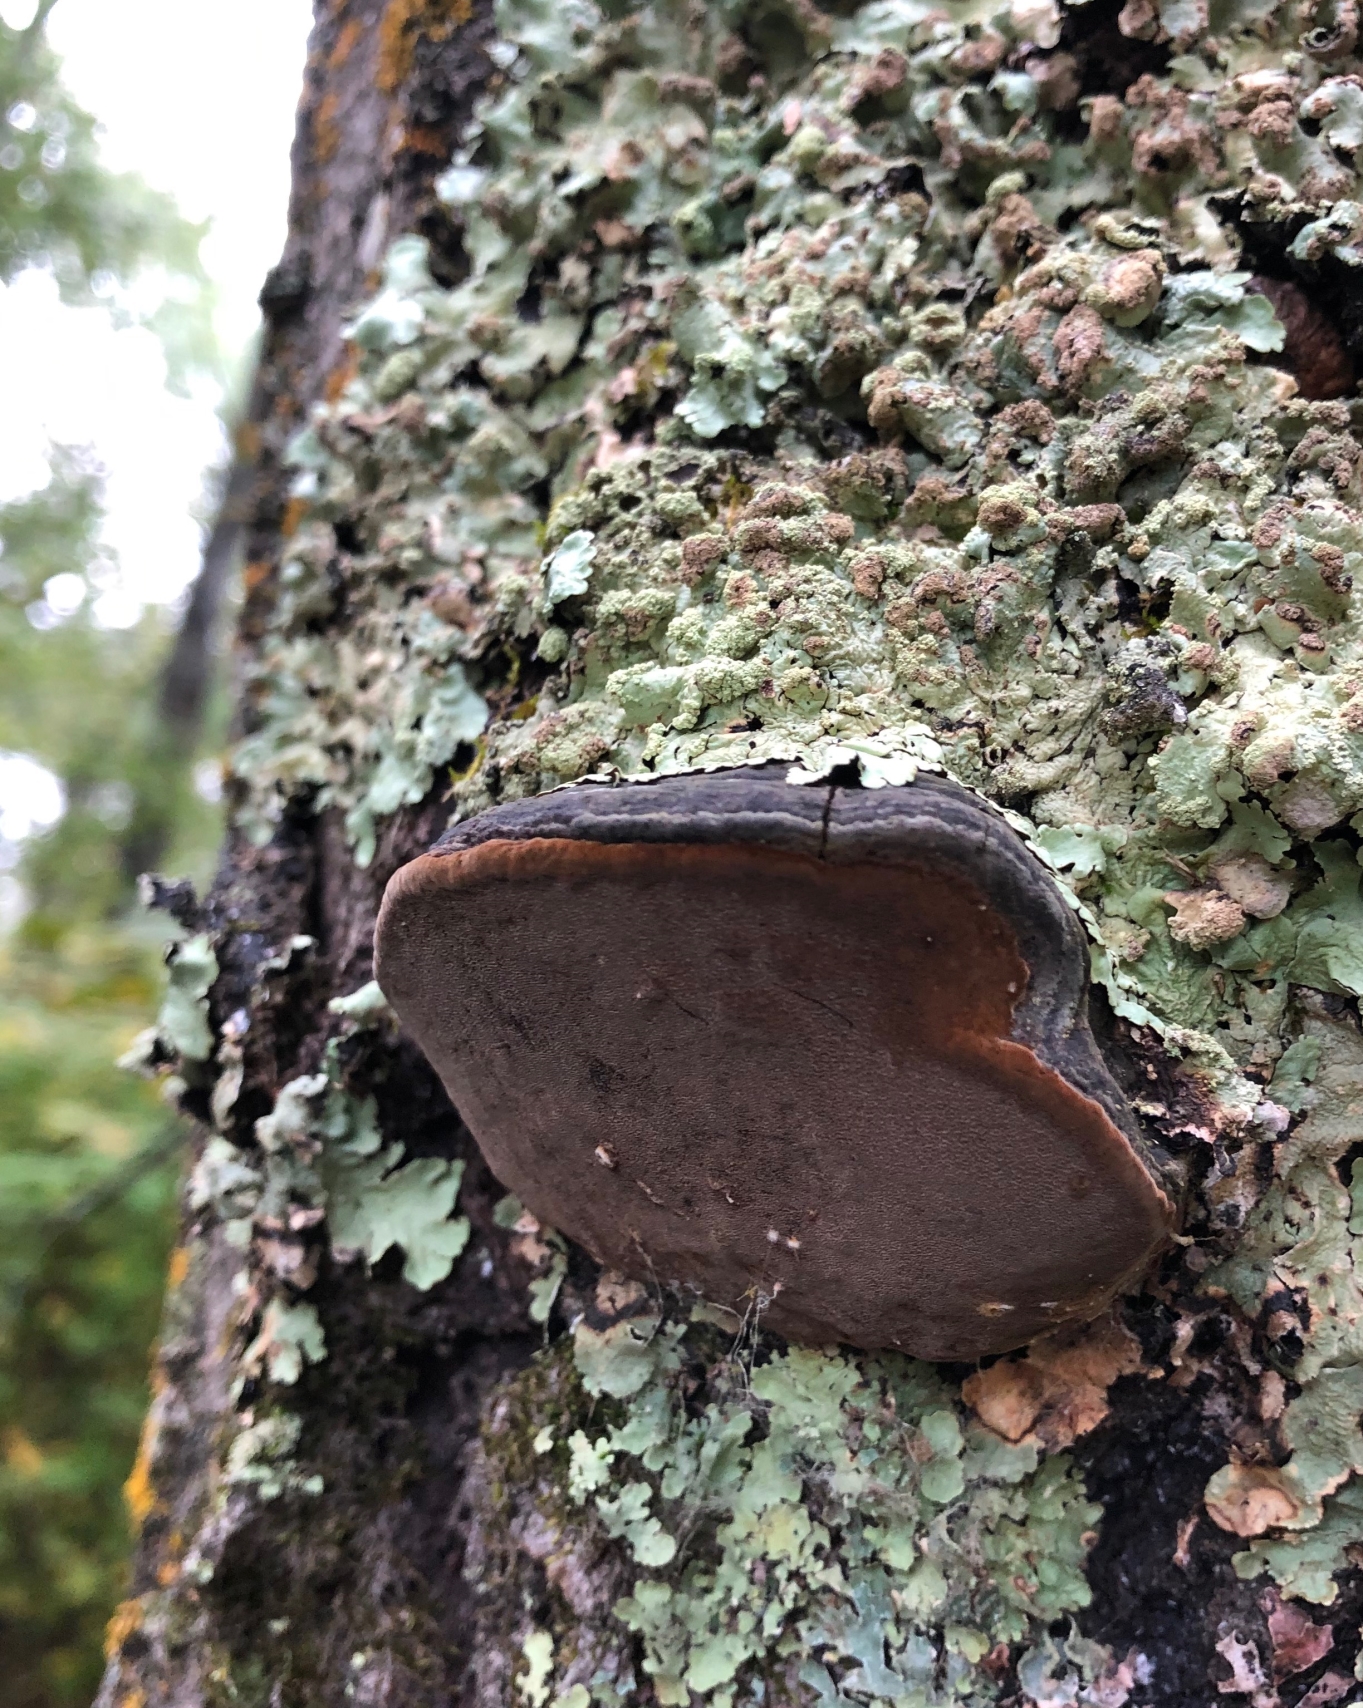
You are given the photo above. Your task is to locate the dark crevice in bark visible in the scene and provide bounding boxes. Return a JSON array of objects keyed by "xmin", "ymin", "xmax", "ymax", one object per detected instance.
[
  {"xmin": 1221, "ymin": 201, "xmax": 1362, "ymax": 397},
  {"xmin": 1073, "ymin": 1375, "xmax": 1244, "ymax": 1706},
  {"xmin": 1078, "ymin": 1371, "xmax": 1363, "ymax": 1706},
  {"xmin": 1058, "ymin": 0, "xmax": 1172, "ymax": 99}
]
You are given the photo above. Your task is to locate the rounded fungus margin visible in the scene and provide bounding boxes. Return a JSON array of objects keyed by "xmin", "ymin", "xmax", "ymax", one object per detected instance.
[{"xmin": 374, "ymin": 769, "xmax": 1176, "ymax": 1360}]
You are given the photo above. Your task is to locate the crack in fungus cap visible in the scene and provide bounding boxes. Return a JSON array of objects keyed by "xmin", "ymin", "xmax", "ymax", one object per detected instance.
[{"xmin": 375, "ymin": 768, "xmax": 1176, "ymax": 1359}]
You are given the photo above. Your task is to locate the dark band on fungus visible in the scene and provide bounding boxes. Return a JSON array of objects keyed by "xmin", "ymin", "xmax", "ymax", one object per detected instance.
[{"xmin": 375, "ymin": 769, "xmax": 1176, "ymax": 1360}]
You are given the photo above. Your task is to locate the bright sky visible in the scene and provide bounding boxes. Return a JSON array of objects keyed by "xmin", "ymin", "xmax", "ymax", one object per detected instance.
[
  {"xmin": 0, "ymin": 0, "xmax": 315, "ymax": 612},
  {"xmin": 0, "ymin": 0, "xmax": 313, "ymax": 890}
]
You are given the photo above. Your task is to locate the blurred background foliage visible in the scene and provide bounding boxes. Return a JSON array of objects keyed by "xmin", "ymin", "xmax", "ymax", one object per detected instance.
[
  {"xmin": 0, "ymin": 0, "xmax": 218, "ymax": 389},
  {"xmin": 0, "ymin": 6, "xmax": 229, "ymax": 1705}
]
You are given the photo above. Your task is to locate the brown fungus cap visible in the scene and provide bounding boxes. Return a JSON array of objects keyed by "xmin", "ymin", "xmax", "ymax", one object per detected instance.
[{"xmin": 374, "ymin": 770, "xmax": 1176, "ymax": 1359}]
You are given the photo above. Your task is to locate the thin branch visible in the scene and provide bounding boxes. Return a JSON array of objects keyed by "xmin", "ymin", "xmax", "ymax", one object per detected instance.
[
  {"xmin": 14, "ymin": 0, "xmax": 59, "ymax": 62},
  {"xmin": 3, "ymin": 1121, "xmax": 188, "ymax": 1326},
  {"xmin": 43, "ymin": 1120, "xmax": 185, "ymax": 1236}
]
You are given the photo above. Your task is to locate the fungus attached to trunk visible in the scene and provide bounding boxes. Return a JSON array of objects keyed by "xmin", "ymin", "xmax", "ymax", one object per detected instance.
[{"xmin": 375, "ymin": 770, "xmax": 1175, "ymax": 1359}]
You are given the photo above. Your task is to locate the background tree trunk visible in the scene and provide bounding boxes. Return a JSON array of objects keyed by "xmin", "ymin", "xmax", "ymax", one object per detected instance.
[{"xmin": 98, "ymin": 2, "xmax": 1363, "ymax": 1706}]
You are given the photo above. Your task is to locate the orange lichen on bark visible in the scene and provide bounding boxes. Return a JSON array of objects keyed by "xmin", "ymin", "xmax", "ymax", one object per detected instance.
[
  {"xmin": 232, "ymin": 419, "xmax": 262, "ymax": 462},
  {"xmin": 104, "ymin": 1599, "xmax": 144, "ymax": 1661},
  {"xmin": 401, "ymin": 124, "xmax": 452, "ymax": 158},
  {"xmin": 328, "ymin": 17, "xmax": 363, "ymax": 68},
  {"xmin": 122, "ymin": 1447, "xmax": 158, "ymax": 1529},
  {"xmin": 280, "ymin": 496, "xmax": 310, "ymax": 539},
  {"xmin": 324, "ymin": 349, "xmax": 359, "ymax": 403},
  {"xmin": 313, "ymin": 91, "xmax": 343, "ymax": 166},
  {"xmin": 378, "ymin": 0, "xmax": 473, "ymax": 94},
  {"xmin": 121, "ymin": 1371, "xmax": 167, "ymax": 1529}
]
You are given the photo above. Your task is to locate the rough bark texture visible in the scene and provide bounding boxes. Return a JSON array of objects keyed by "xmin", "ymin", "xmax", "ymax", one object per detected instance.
[
  {"xmin": 100, "ymin": 2, "xmax": 1363, "ymax": 1706},
  {"xmin": 98, "ymin": 6, "xmax": 532, "ymax": 1704}
]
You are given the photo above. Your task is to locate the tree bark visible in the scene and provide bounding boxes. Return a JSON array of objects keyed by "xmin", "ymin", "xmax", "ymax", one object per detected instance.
[
  {"xmin": 97, "ymin": 6, "xmax": 522, "ymax": 1702},
  {"xmin": 100, "ymin": 3, "xmax": 1363, "ymax": 1706}
]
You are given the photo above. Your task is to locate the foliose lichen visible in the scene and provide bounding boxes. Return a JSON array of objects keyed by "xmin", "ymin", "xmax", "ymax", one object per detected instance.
[
  {"xmin": 1204, "ymin": 1002, "xmax": 1363, "ymax": 1604},
  {"xmin": 474, "ymin": 1288, "xmax": 1126, "ymax": 1708},
  {"xmin": 169, "ymin": 986, "xmax": 472, "ymax": 1519},
  {"xmin": 189, "ymin": 992, "xmax": 471, "ymax": 1304},
  {"xmin": 119, "ymin": 930, "xmax": 219, "ymax": 1076},
  {"xmin": 215, "ymin": 0, "xmax": 1363, "ymax": 1683}
]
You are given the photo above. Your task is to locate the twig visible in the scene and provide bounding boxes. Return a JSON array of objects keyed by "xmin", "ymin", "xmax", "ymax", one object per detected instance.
[
  {"xmin": 3, "ymin": 1121, "xmax": 188, "ymax": 1325},
  {"xmin": 13, "ymin": 0, "xmax": 59, "ymax": 64}
]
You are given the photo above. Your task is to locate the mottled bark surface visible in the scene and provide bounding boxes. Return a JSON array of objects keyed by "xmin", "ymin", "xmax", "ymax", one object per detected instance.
[
  {"xmin": 97, "ymin": 7, "xmax": 542, "ymax": 1702},
  {"xmin": 98, "ymin": 3, "xmax": 1363, "ymax": 1705}
]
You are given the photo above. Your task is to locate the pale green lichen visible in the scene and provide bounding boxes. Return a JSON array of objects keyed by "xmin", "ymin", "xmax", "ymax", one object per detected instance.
[
  {"xmin": 157, "ymin": 932, "xmax": 218, "ymax": 1062},
  {"xmin": 496, "ymin": 1194, "xmax": 571, "ymax": 1327},
  {"xmin": 120, "ymin": 930, "xmax": 219, "ymax": 1072},
  {"xmin": 484, "ymin": 1300, "xmax": 1115, "ymax": 1708},
  {"xmin": 521, "ymin": 1629, "xmax": 558, "ymax": 1706},
  {"xmin": 326, "ymin": 978, "xmax": 395, "ymax": 1024},
  {"xmin": 183, "ymin": 1025, "xmax": 473, "ymax": 1517},
  {"xmin": 191, "ymin": 1051, "xmax": 471, "ymax": 1292},
  {"xmin": 222, "ymin": 1413, "xmax": 324, "ymax": 1503},
  {"xmin": 236, "ymin": 0, "xmax": 1363, "ymax": 1092},
  {"xmin": 224, "ymin": 0, "xmax": 1363, "ymax": 1650},
  {"xmin": 1206, "ymin": 1003, "xmax": 1363, "ymax": 1603},
  {"xmin": 242, "ymin": 1298, "xmax": 327, "ymax": 1388}
]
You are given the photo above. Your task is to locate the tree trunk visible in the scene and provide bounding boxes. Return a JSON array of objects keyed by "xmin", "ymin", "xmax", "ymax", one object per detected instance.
[{"xmin": 100, "ymin": 3, "xmax": 1363, "ymax": 1706}]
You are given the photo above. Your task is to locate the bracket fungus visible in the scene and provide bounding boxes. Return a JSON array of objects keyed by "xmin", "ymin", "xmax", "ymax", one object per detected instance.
[{"xmin": 375, "ymin": 771, "xmax": 1176, "ymax": 1359}]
